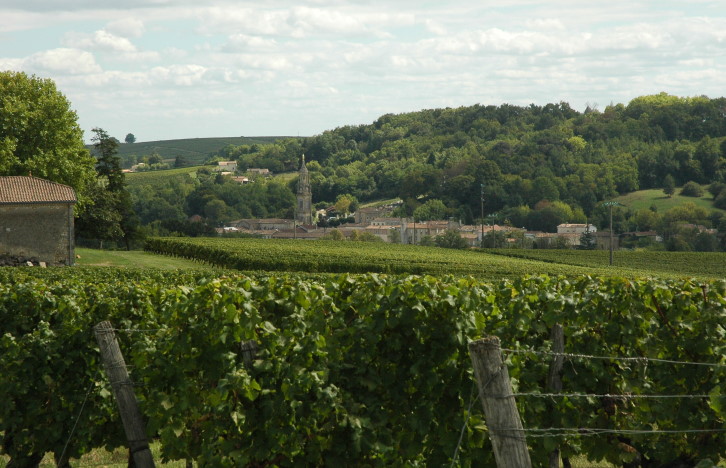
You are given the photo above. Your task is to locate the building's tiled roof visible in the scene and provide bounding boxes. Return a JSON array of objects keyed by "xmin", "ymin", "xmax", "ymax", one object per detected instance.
[{"xmin": 0, "ymin": 176, "xmax": 76, "ymax": 204}]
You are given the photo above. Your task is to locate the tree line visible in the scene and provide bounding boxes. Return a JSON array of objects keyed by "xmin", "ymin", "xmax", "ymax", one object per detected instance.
[{"xmin": 2, "ymin": 71, "xmax": 725, "ymax": 250}]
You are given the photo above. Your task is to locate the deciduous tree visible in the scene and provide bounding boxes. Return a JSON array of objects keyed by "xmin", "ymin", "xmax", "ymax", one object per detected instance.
[{"xmin": 0, "ymin": 71, "xmax": 96, "ymax": 206}]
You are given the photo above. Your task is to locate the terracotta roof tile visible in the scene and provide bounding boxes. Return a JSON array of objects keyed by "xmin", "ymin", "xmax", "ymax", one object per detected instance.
[{"xmin": 0, "ymin": 176, "xmax": 77, "ymax": 204}]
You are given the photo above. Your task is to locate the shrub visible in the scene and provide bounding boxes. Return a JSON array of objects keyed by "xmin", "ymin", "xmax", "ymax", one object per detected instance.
[{"xmin": 680, "ymin": 181, "xmax": 704, "ymax": 197}]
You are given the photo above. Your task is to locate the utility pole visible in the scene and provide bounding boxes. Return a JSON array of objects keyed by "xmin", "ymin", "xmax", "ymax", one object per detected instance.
[
  {"xmin": 602, "ymin": 201, "xmax": 624, "ymax": 266},
  {"xmin": 480, "ymin": 183, "xmax": 485, "ymax": 247}
]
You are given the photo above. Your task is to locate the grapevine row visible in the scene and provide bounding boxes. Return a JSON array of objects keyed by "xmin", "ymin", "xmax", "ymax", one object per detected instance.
[
  {"xmin": 1, "ymin": 269, "xmax": 724, "ymax": 466},
  {"xmin": 144, "ymin": 237, "xmax": 634, "ymax": 278}
]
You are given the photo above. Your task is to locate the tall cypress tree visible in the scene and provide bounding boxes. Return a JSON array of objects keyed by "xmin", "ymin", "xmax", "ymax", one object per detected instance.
[{"xmin": 76, "ymin": 128, "xmax": 141, "ymax": 249}]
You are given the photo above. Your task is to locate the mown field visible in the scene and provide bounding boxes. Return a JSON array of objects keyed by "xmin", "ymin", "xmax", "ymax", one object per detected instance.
[
  {"xmin": 144, "ymin": 237, "xmax": 726, "ymax": 279},
  {"xmin": 613, "ymin": 186, "xmax": 724, "ymax": 213}
]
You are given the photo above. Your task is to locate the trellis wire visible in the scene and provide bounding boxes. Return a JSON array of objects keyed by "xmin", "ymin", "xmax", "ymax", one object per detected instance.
[{"xmin": 501, "ymin": 348, "xmax": 726, "ymax": 368}]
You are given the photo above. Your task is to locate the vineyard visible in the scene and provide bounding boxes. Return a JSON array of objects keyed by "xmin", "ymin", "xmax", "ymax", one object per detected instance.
[
  {"xmin": 1, "ymin": 268, "xmax": 724, "ymax": 467},
  {"xmin": 125, "ymin": 166, "xmax": 199, "ymax": 188},
  {"xmin": 145, "ymin": 237, "xmax": 662, "ymax": 279},
  {"xmin": 145, "ymin": 237, "xmax": 726, "ymax": 280},
  {"xmin": 486, "ymin": 249, "xmax": 726, "ymax": 279}
]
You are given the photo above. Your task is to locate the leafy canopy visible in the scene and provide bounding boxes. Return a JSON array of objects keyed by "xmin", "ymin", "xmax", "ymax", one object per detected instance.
[{"xmin": 0, "ymin": 71, "xmax": 96, "ymax": 207}]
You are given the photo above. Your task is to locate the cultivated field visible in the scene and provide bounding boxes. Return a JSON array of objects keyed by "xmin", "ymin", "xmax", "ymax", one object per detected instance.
[{"xmin": 145, "ymin": 237, "xmax": 726, "ymax": 280}]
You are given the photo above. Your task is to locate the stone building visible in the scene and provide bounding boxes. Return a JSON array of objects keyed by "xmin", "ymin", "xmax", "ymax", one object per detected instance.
[{"xmin": 0, "ymin": 176, "xmax": 77, "ymax": 265}]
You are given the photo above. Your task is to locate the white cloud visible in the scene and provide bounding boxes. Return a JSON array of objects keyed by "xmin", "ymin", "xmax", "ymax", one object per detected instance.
[
  {"xmin": 149, "ymin": 64, "xmax": 207, "ymax": 86},
  {"xmin": 197, "ymin": 4, "xmax": 414, "ymax": 38},
  {"xmin": 25, "ymin": 48, "xmax": 102, "ymax": 75},
  {"xmin": 106, "ymin": 18, "xmax": 146, "ymax": 38},
  {"xmin": 222, "ymin": 34, "xmax": 279, "ymax": 53},
  {"xmin": 3, "ymin": 0, "xmax": 725, "ymax": 140},
  {"xmin": 0, "ymin": 58, "xmax": 24, "ymax": 71},
  {"xmin": 63, "ymin": 30, "xmax": 137, "ymax": 53}
]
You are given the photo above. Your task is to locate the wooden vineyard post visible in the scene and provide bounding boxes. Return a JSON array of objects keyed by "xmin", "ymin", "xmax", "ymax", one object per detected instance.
[
  {"xmin": 469, "ymin": 336, "xmax": 532, "ymax": 468},
  {"xmin": 547, "ymin": 324, "xmax": 566, "ymax": 468},
  {"xmin": 94, "ymin": 321, "xmax": 156, "ymax": 468}
]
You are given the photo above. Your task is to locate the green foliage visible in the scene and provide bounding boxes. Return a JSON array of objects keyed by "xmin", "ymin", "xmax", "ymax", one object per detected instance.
[
  {"xmin": 144, "ymin": 237, "xmax": 726, "ymax": 279},
  {"xmin": 487, "ymin": 249, "xmax": 726, "ymax": 279},
  {"xmin": 0, "ymin": 71, "xmax": 96, "ymax": 207},
  {"xmin": 106, "ymin": 136, "xmax": 283, "ymax": 166},
  {"xmin": 434, "ymin": 229, "xmax": 468, "ymax": 249},
  {"xmin": 123, "ymin": 96, "xmax": 726, "ymax": 233},
  {"xmin": 664, "ymin": 174, "xmax": 676, "ymax": 197},
  {"xmin": 413, "ymin": 199, "xmax": 448, "ymax": 221},
  {"xmin": 1, "ymin": 269, "xmax": 725, "ymax": 466},
  {"xmin": 77, "ymin": 128, "xmax": 142, "ymax": 248},
  {"xmin": 579, "ymin": 230, "xmax": 597, "ymax": 250},
  {"xmin": 681, "ymin": 181, "xmax": 705, "ymax": 197}
]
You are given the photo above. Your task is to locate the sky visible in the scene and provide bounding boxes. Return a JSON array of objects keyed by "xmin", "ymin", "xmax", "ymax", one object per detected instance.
[{"xmin": 1, "ymin": 1, "xmax": 725, "ymax": 143}]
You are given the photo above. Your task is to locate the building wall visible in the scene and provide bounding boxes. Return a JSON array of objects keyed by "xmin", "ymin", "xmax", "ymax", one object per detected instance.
[{"xmin": 0, "ymin": 203, "xmax": 74, "ymax": 265}]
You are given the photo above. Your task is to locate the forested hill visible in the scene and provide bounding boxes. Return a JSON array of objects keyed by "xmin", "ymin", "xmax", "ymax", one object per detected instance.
[{"xmin": 212, "ymin": 93, "xmax": 726, "ymax": 226}]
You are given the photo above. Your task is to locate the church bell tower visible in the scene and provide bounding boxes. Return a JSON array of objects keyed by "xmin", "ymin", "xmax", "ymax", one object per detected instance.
[{"xmin": 296, "ymin": 154, "xmax": 313, "ymax": 225}]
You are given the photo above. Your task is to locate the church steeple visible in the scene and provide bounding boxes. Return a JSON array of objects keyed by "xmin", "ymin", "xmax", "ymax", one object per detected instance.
[{"xmin": 296, "ymin": 154, "xmax": 313, "ymax": 225}]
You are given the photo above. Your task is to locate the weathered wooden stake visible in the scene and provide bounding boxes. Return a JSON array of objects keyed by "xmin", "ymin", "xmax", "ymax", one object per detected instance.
[
  {"xmin": 94, "ymin": 321, "xmax": 156, "ymax": 468},
  {"xmin": 547, "ymin": 324, "xmax": 565, "ymax": 468},
  {"xmin": 469, "ymin": 336, "xmax": 532, "ymax": 468}
]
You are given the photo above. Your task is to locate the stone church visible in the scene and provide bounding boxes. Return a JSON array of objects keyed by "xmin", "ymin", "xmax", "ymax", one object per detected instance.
[
  {"xmin": 296, "ymin": 154, "xmax": 313, "ymax": 225},
  {"xmin": 226, "ymin": 154, "xmax": 315, "ymax": 234}
]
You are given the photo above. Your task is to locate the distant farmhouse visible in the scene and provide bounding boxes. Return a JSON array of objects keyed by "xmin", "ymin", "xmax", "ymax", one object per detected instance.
[
  {"xmin": 214, "ymin": 161, "xmax": 238, "ymax": 173},
  {"xmin": 0, "ymin": 176, "xmax": 77, "ymax": 265}
]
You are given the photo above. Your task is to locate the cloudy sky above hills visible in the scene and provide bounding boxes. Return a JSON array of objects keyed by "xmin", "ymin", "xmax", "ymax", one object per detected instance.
[{"xmin": 1, "ymin": 0, "xmax": 725, "ymax": 142}]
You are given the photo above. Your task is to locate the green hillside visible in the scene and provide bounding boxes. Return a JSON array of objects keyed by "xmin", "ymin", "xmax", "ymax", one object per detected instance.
[
  {"xmin": 613, "ymin": 186, "xmax": 724, "ymax": 214},
  {"xmin": 125, "ymin": 165, "xmax": 200, "ymax": 187},
  {"xmin": 90, "ymin": 136, "xmax": 288, "ymax": 165}
]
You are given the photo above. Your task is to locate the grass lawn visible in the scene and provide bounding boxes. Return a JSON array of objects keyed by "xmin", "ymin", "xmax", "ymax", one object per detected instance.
[
  {"xmin": 75, "ymin": 248, "xmax": 214, "ymax": 269},
  {"xmin": 613, "ymin": 186, "xmax": 723, "ymax": 213}
]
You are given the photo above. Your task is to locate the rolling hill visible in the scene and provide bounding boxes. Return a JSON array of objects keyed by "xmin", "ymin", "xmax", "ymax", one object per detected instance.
[{"xmin": 88, "ymin": 136, "xmax": 289, "ymax": 166}]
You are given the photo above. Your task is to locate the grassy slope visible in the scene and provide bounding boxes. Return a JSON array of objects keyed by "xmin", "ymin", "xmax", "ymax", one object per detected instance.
[
  {"xmin": 93, "ymin": 136, "xmax": 288, "ymax": 165},
  {"xmin": 125, "ymin": 165, "xmax": 199, "ymax": 187},
  {"xmin": 75, "ymin": 247, "xmax": 215, "ymax": 269},
  {"xmin": 613, "ymin": 186, "xmax": 724, "ymax": 213},
  {"xmin": 126, "ymin": 167, "xmax": 297, "ymax": 189}
]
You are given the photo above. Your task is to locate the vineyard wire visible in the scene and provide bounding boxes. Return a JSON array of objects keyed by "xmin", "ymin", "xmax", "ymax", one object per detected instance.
[
  {"xmin": 57, "ymin": 333, "xmax": 116, "ymax": 468},
  {"xmin": 449, "ymin": 380, "xmax": 477, "ymax": 468},
  {"xmin": 500, "ymin": 348, "xmax": 726, "ymax": 368},
  {"xmin": 503, "ymin": 392, "xmax": 716, "ymax": 399},
  {"xmin": 491, "ymin": 427, "xmax": 726, "ymax": 439},
  {"xmin": 449, "ymin": 364, "xmax": 504, "ymax": 468},
  {"xmin": 481, "ymin": 346, "xmax": 726, "ymax": 443},
  {"xmin": 100, "ymin": 331, "xmax": 725, "ymax": 454}
]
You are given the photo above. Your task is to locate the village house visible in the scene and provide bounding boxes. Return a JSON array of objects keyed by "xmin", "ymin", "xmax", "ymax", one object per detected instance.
[
  {"xmin": 0, "ymin": 176, "xmax": 77, "ymax": 265},
  {"xmin": 247, "ymin": 168, "xmax": 270, "ymax": 175},
  {"xmin": 231, "ymin": 176, "xmax": 250, "ymax": 184},
  {"xmin": 356, "ymin": 205, "xmax": 395, "ymax": 224},
  {"xmin": 215, "ymin": 161, "xmax": 238, "ymax": 172},
  {"xmin": 555, "ymin": 223, "xmax": 598, "ymax": 247}
]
